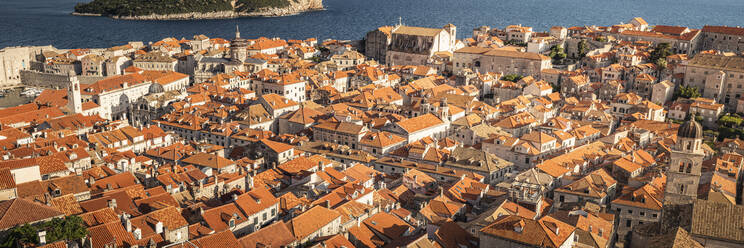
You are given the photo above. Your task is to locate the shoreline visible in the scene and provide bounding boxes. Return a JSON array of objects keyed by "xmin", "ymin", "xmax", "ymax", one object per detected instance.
[
  {"xmin": 71, "ymin": 12, "xmax": 102, "ymax": 17},
  {"xmin": 70, "ymin": 5, "xmax": 324, "ymax": 20}
]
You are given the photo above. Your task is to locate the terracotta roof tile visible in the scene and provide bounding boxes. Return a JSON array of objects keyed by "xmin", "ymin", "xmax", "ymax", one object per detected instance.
[
  {"xmin": 287, "ymin": 206, "xmax": 341, "ymax": 240},
  {"xmin": 0, "ymin": 198, "xmax": 63, "ymax": 230}
]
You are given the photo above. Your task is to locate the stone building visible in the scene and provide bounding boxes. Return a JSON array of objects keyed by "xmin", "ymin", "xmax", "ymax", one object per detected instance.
[
  {"xmin": 331, "ymin": 50, "xmax": 365, "ymax": 69},
  {"xmin": 81, "ymin": 54, "xmax": 106, "ymax": 76},
  {"xmin": 194, "ymin": 57, "xmax": 241, "ymax": 83},
  {"xmin": 442, "ymin": 147, "xmax": 514, "ymax": 185},
  {"xmin": 453, "ymin": 47, "xmax": 551, "ymax": 77},
  {"xmin": 133, "ymin": 51, "xmax": 177, "ymax": 72},
  {"xmin": 44, "ymin": 57, "xmax": 81, "ymax": 75},
  {"xmin": 130, "ymin": 90, "xmax": 187, "ymax": 127},
  {"xmin": 683, "ymin": 53, "xmax": 744, "ymax": 109},
  {"xmin": 81, "ymin": 70, "xmax": 188, "ymax": 120},
  {"xmin": 104, "ymin": 56, "xmax": 132, "ymax": 76},
  {"xmin": 386, "ymin": 24, "xmax": 458, "ymax": 66},
  {"xmin": 651, "ymin": 80, "xmax": 674, "ymax": 105},
  {"xmin": 613, "ymin": 29, "xmax": 701, "ymax": 55},
  {"xmin": 610, "ymin": 179, "xmax": 664, "ymax": 239},
  {"xmin": 664, "ymin": 116, "xmax": 704, "ymax": 205},
  {"xmin": 700, "ymin": 25, "xmax": 744, "ymax": 53},
  {"xmin": 364, "ymin": 26, "xmax": 394, "ymax": 63},
  {"xmin": 193, "ymin": 27, "xmax": 266, "ymax": 83},
  {"xmin": 0, "ymin": 46, "xmax": 34, "ymax": 88}
]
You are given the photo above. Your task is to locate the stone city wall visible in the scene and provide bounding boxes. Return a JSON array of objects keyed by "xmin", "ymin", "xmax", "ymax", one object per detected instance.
[{"xmin": 21, "ymin": 70, "xmax": 102, "ymax": 89}]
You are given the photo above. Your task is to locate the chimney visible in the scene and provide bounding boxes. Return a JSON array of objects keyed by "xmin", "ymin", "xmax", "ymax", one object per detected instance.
[
  {"xmin": 326, "ymin": 200, "xmax": 331, "ymax": 208},
  {"xmin": 133, "ymin": 228, "xmax": 142, "ymax": 240},
  {"xmin": 108, "ymin": 199, "xmax": 117, "ymax": 209},
  {"xmin": 38, "ymin": 231, "xmax": 46, "ymax": 245},
  {"xmin": 232, "ymin": 193, "xmax": 238, "ymax": 202},
  {"xmin": 155, "ymin": 222, "xmax": 163, "ymax": 234},
  {"xmin": 123, "ymin": 214, "xmax": 132, "ymax": 232}
]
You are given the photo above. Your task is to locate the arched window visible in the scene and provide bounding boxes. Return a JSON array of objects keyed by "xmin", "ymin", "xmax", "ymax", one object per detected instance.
[
  {"xmin": 678, "ymin": 161, "xmax": 684, "ymax": 172},
  {"xmin": 686, "ymin": 141, "xmax": 692, "ymax": 150},
  {"xmin": 686, "ymin": 163, "xmax": 692, "ymax": 173}
]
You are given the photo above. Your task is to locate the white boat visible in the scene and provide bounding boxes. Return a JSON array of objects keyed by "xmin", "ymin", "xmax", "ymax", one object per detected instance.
[{"xmin": 21, "ymin": 87, "xmax": 42, "ymax": 97}]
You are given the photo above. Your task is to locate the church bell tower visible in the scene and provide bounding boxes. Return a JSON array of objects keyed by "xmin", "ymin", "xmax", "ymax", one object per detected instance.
[
  {"xmin": 230, "ymin": 25, "xmax": 248, "ymax": 63},
  {"xmin": 664, "ymin": 114, "xmax": 704, "ymax": 205},
  {"xmin": 67, "ymin": 72, "xmax": 83, "ymax": 114}
]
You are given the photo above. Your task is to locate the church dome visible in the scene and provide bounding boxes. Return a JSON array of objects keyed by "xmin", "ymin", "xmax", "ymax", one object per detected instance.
[{"xmin": 677, "ymin": 116, "xmax": 703, "ymax": 139}]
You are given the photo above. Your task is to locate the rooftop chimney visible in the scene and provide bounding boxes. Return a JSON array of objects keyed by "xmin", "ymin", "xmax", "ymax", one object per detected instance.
[
  {"xmin": 133, "ymin": 228, "xmax": 142, "ymax": 240},
  {"xmin": 38, "ymin": 231, "xmax": 46, "ymax": 245},
  {"xmin": 155, "ymin": 222, "xmax": 163, "ymax": 234},
  {"xmin": 123, "ymin": 214, "xmax": 132, "ymax": 232},
  {"xmin": 108, "ymin": 199, "xmax": 117, "ymax": 209}
]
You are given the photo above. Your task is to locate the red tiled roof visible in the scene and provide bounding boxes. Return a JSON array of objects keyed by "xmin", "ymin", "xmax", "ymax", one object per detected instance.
[{"xmin": 0, "ymin": 198, "xmax": 63, "ymax": 230}]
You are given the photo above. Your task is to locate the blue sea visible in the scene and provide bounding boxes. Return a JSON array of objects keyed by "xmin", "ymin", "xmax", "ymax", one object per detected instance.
[{"xmin": 1, "ymin": 0, "xmax": 744, "ymax": 49}]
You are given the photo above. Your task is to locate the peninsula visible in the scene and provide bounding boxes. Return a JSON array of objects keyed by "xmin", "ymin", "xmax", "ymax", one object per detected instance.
[{"xmin": 72, "ymin": 0, "xmax": 323, "ymax": 20}]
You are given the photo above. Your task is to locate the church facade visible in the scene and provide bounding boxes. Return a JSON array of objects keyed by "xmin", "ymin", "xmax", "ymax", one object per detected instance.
[{"xmin": 385, "ymin": 24, "xmax": 458, "ymax": 66}]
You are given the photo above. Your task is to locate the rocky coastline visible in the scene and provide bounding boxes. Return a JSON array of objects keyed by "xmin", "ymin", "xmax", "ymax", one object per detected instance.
[{"xmin": 72, "ymin": 0, "xmax": 323, "ymax": 20}]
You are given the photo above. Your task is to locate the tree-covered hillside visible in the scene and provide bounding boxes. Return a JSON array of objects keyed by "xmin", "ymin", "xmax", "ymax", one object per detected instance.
[
  {"xmin": 236, "ymin": 0, "xmax": 290, "ymax": 11},
  {"xmin": 74, "ymin": 0, "xmax": 290, "ymax": 17}
]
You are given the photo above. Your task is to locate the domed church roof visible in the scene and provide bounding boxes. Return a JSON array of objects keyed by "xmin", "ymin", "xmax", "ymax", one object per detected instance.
[{"xmin": 678, "ymin": 114, "xmax": 703, "ymax": 139}]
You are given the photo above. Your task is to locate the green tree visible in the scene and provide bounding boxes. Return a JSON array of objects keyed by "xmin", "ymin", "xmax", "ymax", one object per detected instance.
[
  {"xmin": 718, "ymin": 114, "xmax": 743, "ymax": 128},
  {"xmin": 0, "ymin": 216, "xmax": 88, "ymax": 248},
  {"xmin": 654, "ymin": 58, "xmax": 668, "ymax": 78},
  {"xmin": 675, "ymin": 85, "xmax": 702, "ymax": 99},
  {"xmin": 74, "ymin": 0, "xmax": 291, "ymax": 17},
  {"xmin": 549, "ymin": 45, "xmax": 567, "ymax": 64},
  {"xmin": 551, "ymin": 82, "xmax": 560, "ymax": 92},
  {"xmin": 649, "ymin": 43, "xmax": 673, "ymax": 62},
  {"xmin": 577, "ymin": 40, "xmax": 588, "ymax": 59},
  {"xmin": 56, "ymin": 216, "xmax": 87, "ymax": 242},
  {"xmin": 501, "ymin": 74, "xmax": 524, "ymax": 82},
  {"xmin": 1, "ymin": 224, "xmax": 37, "ymax": 248},
  {"xmin": 655, "ymin": 58, "xmax": 667, "ymax": 70}
]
